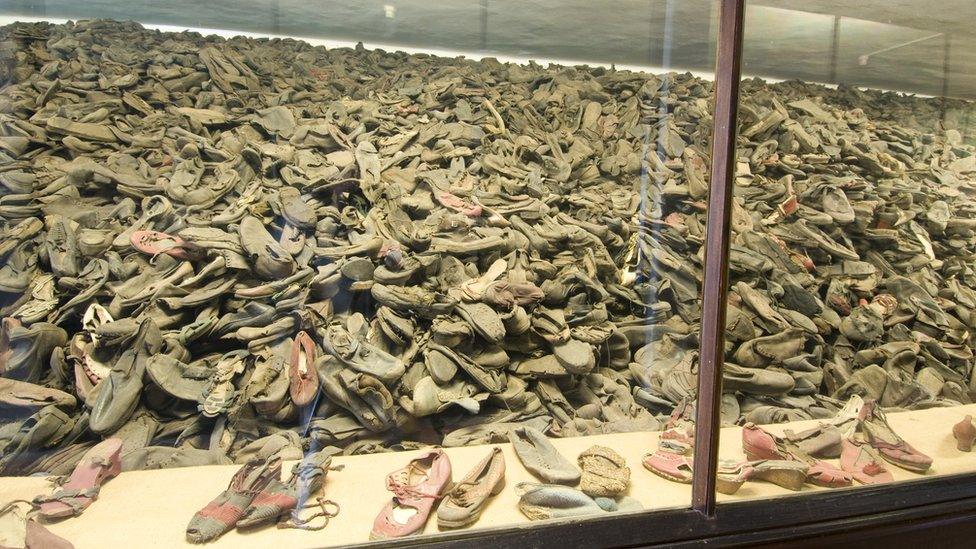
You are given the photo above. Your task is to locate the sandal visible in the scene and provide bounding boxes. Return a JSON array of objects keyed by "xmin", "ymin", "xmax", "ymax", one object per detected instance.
[
  {"xmin": 840, "ymin": 438, "xmax": 893, "ymax": 485},
  {"xmin": 858, "ymin": 399, "xmax": 932, "ymax": 473},
  {"xmin": 34, "ymin": 438, "xmax": 122, "ymax": 520},
  {"xmin": 237, "ymin": 451, "xmax": 338, "ymax": 529},
  {"xmin": 642, "ymin": 451, "xmax": 747, "ymax": 495}
]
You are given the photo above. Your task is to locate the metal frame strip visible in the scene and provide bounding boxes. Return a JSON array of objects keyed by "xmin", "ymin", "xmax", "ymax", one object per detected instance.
[{"xmin": 691, "ymin": 0, "xmax": 746, "ymax": 516}]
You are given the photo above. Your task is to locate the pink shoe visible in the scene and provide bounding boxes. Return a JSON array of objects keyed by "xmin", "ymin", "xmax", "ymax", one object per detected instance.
[
  {"xmin": 742, "ymin": 423, "xmax": 852, "ymax": 488},
  {"xmin": 34, "ymin": 438, "xmax": 123, "ymax": 519},
  {"xmin": 371, "ymin": 449, "xmax": 452, "ymax": 540},
  {"xmin": 436, "ymin": 191, "xmax": 482, "ymax": 218},
  {"xmin": 288, "ymin": 331, "xmax": 319, "ymax": 406},
  {"xmin": 130, "ymin": 230, "xmax": 204, "ymax": 261},
  {"xmin": 858, "ymin": 399, "xmax": 932, "ymax": 473}
]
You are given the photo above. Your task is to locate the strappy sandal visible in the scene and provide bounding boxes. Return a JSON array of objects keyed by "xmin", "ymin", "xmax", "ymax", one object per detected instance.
[
  {"xmin": 34, "ymin": 438, "xmax": 122, "ymax": 520},
  {"xmin": 237, "ymin": 451, "xmax": 340, "ymax": 529}
]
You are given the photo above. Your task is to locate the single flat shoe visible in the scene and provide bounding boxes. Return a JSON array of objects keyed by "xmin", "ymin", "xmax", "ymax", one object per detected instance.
[
  {"xmin": 578, "ymin": 445, "xmax": 630, "ymax": 497},
  {"xmin": 238, "ymin": 216, "xmax": 295, "ymax": 280},
  {"xmin": 130, "ymin": 230, "xmax": 205, "ymax": 261},
  {"xmin": 748, "ymin": 459, "xmax": 809, "ymax": 491},
  {"xmin": 288, "ymin": 331, "xmax": 320, "ymax": 406},
  {"xmin": 782, "ymin": 423, "xmax": 843, "ymax": 458},
  {"xmin": 371, "ymin": 449, "xmax": 452, "ymax": 540},
  {"xmin": 515, "ymin": 482, "xmax": 604, "ymax": 520},
  {"xmin": 858, "ymin": 399, "xmax": 932, "ymax": 473},
  {"xmin": 509, "ymin": 426, "xmax": 580, "ymax": 485},
  {"xmin": 34, "ymin": 438, "xmax": 123, "ymax": 520},
  {"xmin": 437, "ymin": 447, "xmax": 505, "ymax": 529}
]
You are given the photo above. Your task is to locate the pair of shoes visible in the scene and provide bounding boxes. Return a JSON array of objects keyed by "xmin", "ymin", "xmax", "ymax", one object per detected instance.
[
  {"xmin": 371, "ymin": 447, "xmax": 507, "ymax": 537},
  {"xmin": 185, "ymin": 451, "xmax": 337, "ymax": 543}
]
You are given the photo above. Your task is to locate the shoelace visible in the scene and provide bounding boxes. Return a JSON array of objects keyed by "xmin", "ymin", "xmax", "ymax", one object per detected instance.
[
  {"xmin": 387, "ymin": 463, "xmax": 440, "ymax": 501},
  {"xmin": 448, "ymin": 480, "xmax": 481, "ymax": 507},
  {"xmin": 277, "ymin": 498, "xmax": 340, "ymax": 531}
]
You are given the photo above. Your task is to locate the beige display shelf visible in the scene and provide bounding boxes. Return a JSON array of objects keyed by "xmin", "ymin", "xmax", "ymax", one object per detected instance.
[{"xmin": 3, "ymin": 404, "xmax": 976, "ymax": 548}]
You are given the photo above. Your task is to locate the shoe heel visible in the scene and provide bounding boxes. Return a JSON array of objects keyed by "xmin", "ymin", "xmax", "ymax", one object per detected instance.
[{"xmin": 953, "ymin": 415, "xmax": 976, "ymax": 452}]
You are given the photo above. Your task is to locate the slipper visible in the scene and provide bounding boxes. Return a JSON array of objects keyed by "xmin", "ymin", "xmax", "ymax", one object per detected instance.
[
  {"xmin": 34, "ymin": 438, "xmax": 123, "ymax": 520},
  {"xmin": 642, "ymin": 450, "xmax": 693, "ymax": 483},
  {"xmin": 578, "ymin": 445, "xmax": 630, "ymax": 497},
  {"xmin": 509, "ymin": 426, "xmax": 580, "ymax": 485}
]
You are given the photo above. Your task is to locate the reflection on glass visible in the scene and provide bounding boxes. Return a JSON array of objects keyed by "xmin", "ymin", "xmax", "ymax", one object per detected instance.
[
  {"xmin": 0, "ymin": 1, "xmax": 719, "ymax": 545},
  {"xmin": 714, "ymin": 2, "xmax": 976, "ymax": 504}
]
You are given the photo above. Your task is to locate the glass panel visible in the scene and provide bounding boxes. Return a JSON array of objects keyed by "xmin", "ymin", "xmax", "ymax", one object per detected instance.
[
  {"xmin": 0, "ymin": 0, "xmax": 718, "ymax": 546},
  {"xmin": 717, "ymin": 1, "xmax": 976, "ymax": 504}
]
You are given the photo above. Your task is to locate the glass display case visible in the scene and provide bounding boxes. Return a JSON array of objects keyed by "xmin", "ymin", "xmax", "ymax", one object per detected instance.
[{"xmin": 0, "ymin": 1, "xmax": 975, "ymax": 547}]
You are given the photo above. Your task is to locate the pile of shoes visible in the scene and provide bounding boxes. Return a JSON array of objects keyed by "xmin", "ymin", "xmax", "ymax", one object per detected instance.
[{"xmin": 1, "ymin": 18, "xmax": 976, "ymax": 478}]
